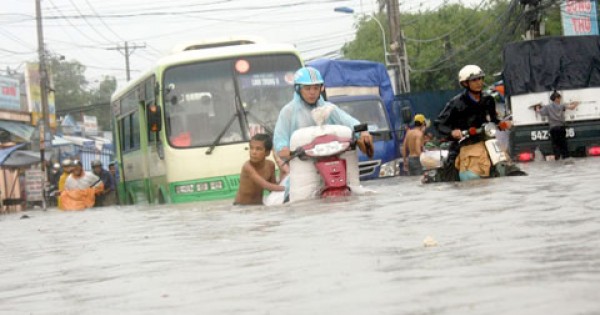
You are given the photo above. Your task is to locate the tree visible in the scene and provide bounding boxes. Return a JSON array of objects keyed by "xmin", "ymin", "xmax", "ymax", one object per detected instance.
[
  {"xmin": 89, "ymin": 76, "xmax": 117, "ymax": 131},
  {"xmin": 47, "ymin": 56, "xmax": 116, "ymax": 131},
  {"xmin": 342, "ymin": 1, "xmax": 542, "ymax": 92},
  {"xmin": 47, "ymin": 56, "xmax": 89, "ymax": 110},
  {"xmin": 341, "ymin": 14, "xmax": 390, "ymax": 65}
]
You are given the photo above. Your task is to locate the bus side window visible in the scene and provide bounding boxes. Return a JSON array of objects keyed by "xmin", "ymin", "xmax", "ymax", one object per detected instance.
[
  {"xmin": 131, "ymin": 111, "xmax": 141, "ymax": 150},
  {"xmin": 121, "ymin": 117, "xmax": 131, "ymax": 152},
  {"xmin": 145, "ymin": 77, "xmax": 157, "ymax": 143}
]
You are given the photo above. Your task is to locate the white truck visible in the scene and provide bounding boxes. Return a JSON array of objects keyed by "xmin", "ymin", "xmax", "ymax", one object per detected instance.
[{"xmin": 503, "ymin": 35, "xmax": 600, "ymax": 160}]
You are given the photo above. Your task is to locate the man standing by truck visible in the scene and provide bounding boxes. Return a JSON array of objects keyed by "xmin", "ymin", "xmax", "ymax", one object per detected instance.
[
  {"xmin": 402, "ymin": 114, "xmax": 427, "ymax": 176},
  {"xmin": 535, "ymin": 91, "xmax": 579, "ymax": 160}
]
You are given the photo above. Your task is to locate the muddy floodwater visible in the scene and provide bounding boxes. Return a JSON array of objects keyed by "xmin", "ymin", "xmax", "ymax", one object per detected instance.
[{"xmin": 2, "ymin": 158, "xmax": 600, "ymax": 315}]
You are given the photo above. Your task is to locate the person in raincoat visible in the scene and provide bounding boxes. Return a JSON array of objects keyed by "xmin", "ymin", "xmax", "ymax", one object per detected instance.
[
  {"xmin": 273, "ymin": 66, "xmax": 373, "ymax": 160},
  {"xmin": 91, "ymin": 160, "xmax": 116, "ymax": 207},
  {"xmin": 57, "ymin": 159, "xmax": 73, "ymax": 209},
  {"xmin": 60, "ymin": 160, "xmax": 104, "ymax": 211}
]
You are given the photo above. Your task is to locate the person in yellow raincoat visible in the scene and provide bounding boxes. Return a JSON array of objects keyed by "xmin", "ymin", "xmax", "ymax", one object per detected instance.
[
  {"xmin": 57, "ymin": 159, "xmax": 73, "ymax": 209},
  {"xmin": 60, "ymin": 160, "xmax": 104, "ymax": 211}
]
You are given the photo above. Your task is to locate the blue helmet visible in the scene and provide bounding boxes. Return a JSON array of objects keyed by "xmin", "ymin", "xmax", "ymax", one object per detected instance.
[{"xmin": 294, "ymin": 67, "xmax": 324, "ymax": 86}]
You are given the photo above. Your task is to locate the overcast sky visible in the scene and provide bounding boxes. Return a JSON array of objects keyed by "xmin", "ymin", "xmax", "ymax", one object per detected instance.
[{"xmin": 1, "ymin": 0, "xmax": 481, "ymax": 88}]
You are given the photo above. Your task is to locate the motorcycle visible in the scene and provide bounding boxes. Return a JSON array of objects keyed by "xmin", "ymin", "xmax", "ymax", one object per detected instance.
[
  {"xmin": 263, "ymin": 122, "xmax": 370, "ymax": 205},
  {"xmin": 44, "ymin": 183, "xmax": 59, "ymax": 207},
  {"xmin": 422, "ymin": 122, "xmax": 526, "ymax": 183},
  {"xmin": 286, "ymin": 123, "xmax": 369, "ymax": 200}
]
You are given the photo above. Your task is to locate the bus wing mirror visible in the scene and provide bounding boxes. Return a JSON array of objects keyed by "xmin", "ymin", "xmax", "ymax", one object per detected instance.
[{"xmin": 147, "ymin": 104, "xmax": 162, "ymax": 132}]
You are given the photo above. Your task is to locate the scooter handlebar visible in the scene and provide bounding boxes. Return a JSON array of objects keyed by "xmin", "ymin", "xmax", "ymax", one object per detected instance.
[
  {"xmin": 282, "ymin": 147, "xmax": 306, "ymax": 165},
  {"xmin": 353, "ymin": 123, "xmax": 368, "ymax": 133}
]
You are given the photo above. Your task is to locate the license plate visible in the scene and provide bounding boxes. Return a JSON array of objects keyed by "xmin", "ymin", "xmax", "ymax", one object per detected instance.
[{"xmin": 530, "ymin": 128, "xmax": 575, "ymax": 141}]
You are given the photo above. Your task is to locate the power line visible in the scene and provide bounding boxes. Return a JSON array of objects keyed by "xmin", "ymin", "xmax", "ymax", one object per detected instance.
[
  {"xmin": 66, "ymin": 0, "xmax": 115, "ymax": 43},
  {"xmin": 45, "ymin": 0, "xmax": 112, "ymax": 46},
  {"xmin": 409, "ymin": 0, "xmax": 519, "ymax": 73},
  {"xmin": 56, "ymin": 102, "xmax": 110, "ymax": 115},
  {"xmin": 84, "ymin": 0, "xmax": 128, "ymax": 41},
  {"xmin": 402, "ymin": 0, "xmax": 489, "ymax": 43},
  {"xmin": 41, "ymin": 0, "xmax": 351, "ymax": 20},
  {"xmin": 0, "ymin": 26, "xmax": 36, "ymax": 50}
]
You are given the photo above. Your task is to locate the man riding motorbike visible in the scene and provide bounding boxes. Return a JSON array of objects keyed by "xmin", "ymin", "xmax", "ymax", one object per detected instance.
[{"xmin": 434, "ymin": 65, "xmax": 511, "ymax": 181}]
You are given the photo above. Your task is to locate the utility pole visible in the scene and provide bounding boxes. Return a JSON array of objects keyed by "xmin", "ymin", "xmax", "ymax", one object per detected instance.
[
  {"xmin": 107, "ymin": 41, "xmax": 146, "ymax": 81},
  {"xmin": 521, "ymin": 0, "xmax": 543, "ymax": 40},
  {"xmin": 35, "ymin": 0, "xmax": 50, "ymax": 210},
  {"xmin": 386, "ymin": 0, "xmax": 410, "ymax": 93}
]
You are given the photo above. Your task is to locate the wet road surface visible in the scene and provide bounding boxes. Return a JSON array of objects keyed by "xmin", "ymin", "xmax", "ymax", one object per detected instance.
[{"xmin": 1, "ymin": 158, "xmax": 600, "ymax": 314}]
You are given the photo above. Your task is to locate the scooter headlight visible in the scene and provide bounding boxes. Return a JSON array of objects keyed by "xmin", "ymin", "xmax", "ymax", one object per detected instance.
[
  {"xmin": 484, "ymin": 123, "xmax": 497, "ymax": 138},
  {"xmin": 304, "ymin": 141, "xmax": 349, "ymax": 157}
]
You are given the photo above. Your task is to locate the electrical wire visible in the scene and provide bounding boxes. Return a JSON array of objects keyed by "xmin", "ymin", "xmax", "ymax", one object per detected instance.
[
  {"xmin": 83, "ymin": 0, "xmax": 126, "ymax": 41},
  {"xmin": 45, "ymin": 0, "xmax": 112, "ymax": 46},
  {"xmin": 409, "ymin": 0, "xmax": 519, "ymax": 73},
  {"xmin": 42, "ymin": 0, "xmax": 351, "ymax": 20},
  {"xmin": 66, "ymin": 0, "xmax": 115, "ymax": 43},
  {"xmin": 402, "ymin": 0, "xmax": 490, "ymax": 43}
]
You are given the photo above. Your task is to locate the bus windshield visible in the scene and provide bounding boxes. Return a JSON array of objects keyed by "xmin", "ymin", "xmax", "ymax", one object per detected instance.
[
  {"xmin": 163, "ymin": 54, "xmax": 300, "ymax": 148},
  {"xmin": 337, "ymin": 99, "xmax": 390, "ymax": 132},
  {"xmin": 237, "ymin": 55, "xmax": 300, "ymax": 135}
]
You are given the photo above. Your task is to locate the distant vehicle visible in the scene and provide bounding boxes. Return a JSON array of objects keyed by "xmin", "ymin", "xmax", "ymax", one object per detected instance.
[
  {"xmin": 307, "ymin": 59, "xmax": 404, "ymax": 179},
  {"xmin": 110, "ymin": 37, "xmax": 302, "ymax": 204},
  {"xmin": 503, "ymin": 35, "xmax": 600, "ymax": 161}
]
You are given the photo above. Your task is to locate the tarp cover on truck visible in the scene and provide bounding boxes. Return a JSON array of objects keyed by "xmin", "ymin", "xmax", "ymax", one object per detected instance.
[
  {"xmin": 307, "ymin": 59, "xmax": 394, "ymax": 114},
  {"xmin": 503, "ymin": 35, "xmax": 600, "ymax": 96}
]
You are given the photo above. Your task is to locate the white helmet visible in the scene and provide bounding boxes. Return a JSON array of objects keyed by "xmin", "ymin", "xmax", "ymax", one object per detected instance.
[{"xmin": 458, "ymin": 65, "xmax": 485, "ymax": 84}]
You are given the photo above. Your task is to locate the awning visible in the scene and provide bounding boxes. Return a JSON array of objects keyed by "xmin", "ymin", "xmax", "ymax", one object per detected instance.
[
  {"xmin": 52, "ymin": 135, "xmax": 73, "ymax": 147},
  {"xmin": 2, "ymin": 150, "xmax": 49, "ymax": 168},
  {"xmin": 0, "ymin": 143, "xmax": 27, "ymax": 165},
  {"xmin": 61, "ymin": 135, "xmax": 95, "ymax": 147},
  {"xmin": 0, "ymin": 121, "xmax": 35, "ymax": 141}
]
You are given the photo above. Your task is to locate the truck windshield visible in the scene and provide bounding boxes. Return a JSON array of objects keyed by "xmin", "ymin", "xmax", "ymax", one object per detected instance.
[{"xmin": 337, "ymin": 99, "xmax": 389, "ymax": 132}]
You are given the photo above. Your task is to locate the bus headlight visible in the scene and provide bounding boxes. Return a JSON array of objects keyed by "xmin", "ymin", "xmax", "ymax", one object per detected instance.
[
  {"xmin": 379, "ymin": 159, "xmax": 400, "ymax": 177},
  {"xmin": 175, "ymin": 184, "xmax": 195, "ymax": 194}
]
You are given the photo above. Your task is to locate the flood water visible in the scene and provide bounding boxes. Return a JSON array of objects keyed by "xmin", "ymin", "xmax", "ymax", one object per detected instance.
[{"xmin": 2, "ymin": 158, "xmax": 600, "ymax": 315}]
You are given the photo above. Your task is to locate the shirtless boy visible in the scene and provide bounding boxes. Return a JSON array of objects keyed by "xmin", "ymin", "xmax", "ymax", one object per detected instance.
[
  {"xmin": 234, "ymin": 134, "xmax": 285, "ymax": 205},
  {"xmin": 402, "ymin": 114, "xmax": 427, "ymax": 176}
]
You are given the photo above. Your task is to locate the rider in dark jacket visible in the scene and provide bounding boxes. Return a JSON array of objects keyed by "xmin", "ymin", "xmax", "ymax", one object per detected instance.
[
  {"xmin": 436, "ymin": 89, "xmax": 500, "ymax": 145},
  {"xmin": 434, "ymin": 65, "xmax": 506, "ymax": 181}
]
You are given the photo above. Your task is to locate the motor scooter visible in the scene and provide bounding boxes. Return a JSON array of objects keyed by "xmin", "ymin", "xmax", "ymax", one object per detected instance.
[
  {"xmin": 44, "ymin": 183, "xmax": 59, "ymax": 207},
  {"xmin": 422, "ymin": 122, "xmax": 526, "ymax": 183},
  {"xmin": 286, "ymin": 123, "xmax": 369, "ymax": 199}
]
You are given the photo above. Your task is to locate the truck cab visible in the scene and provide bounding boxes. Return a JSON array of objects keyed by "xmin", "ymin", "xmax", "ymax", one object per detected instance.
[
  {"xmin": 330, "ymin": 94, "xmax": 401, "ymax": 179},
  {"xmin": 308, "ymin": 59, "xmax": 403, "ymax": 180}
]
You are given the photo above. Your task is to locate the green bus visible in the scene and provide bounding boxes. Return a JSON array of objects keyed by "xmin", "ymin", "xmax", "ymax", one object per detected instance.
[{"xmin": 111, "ymin": 37, "xmax": 303, "ymax": 204}]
